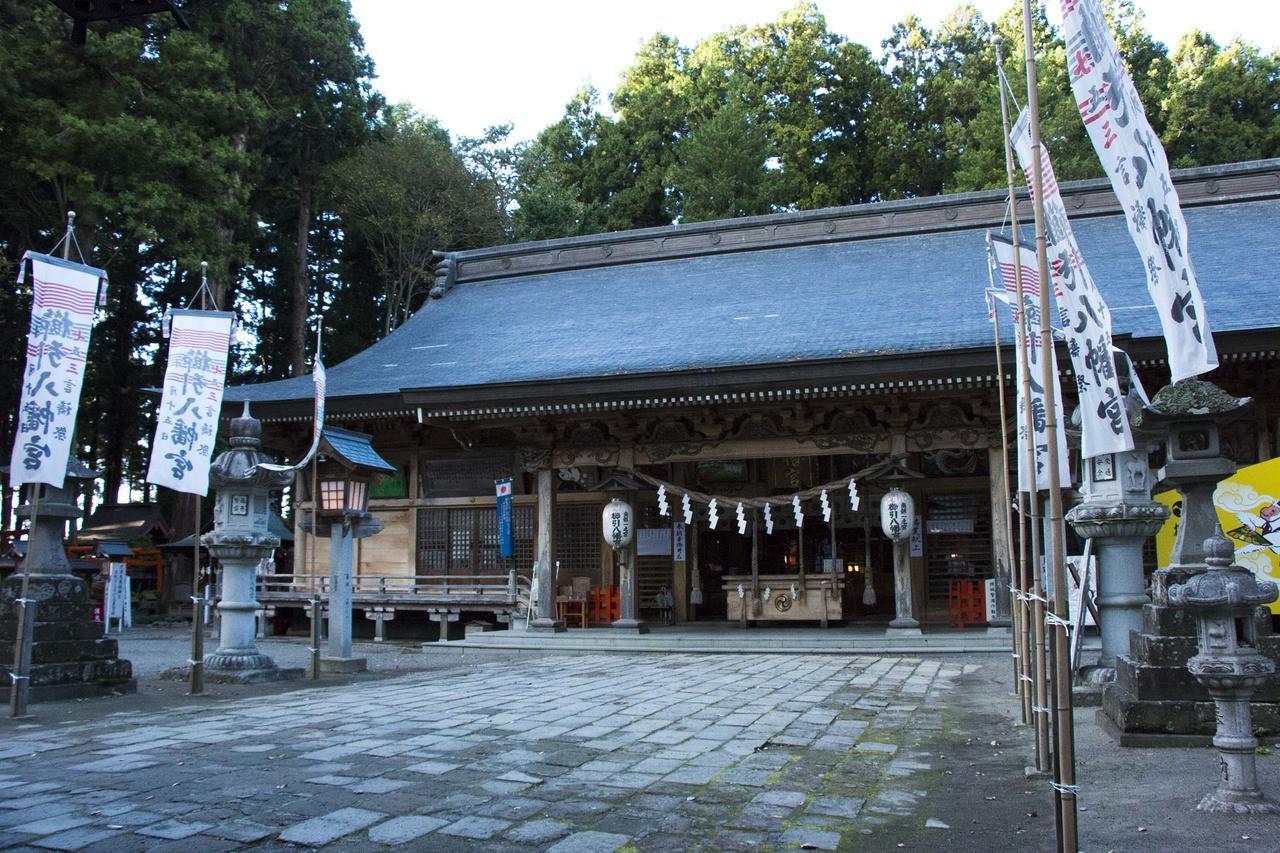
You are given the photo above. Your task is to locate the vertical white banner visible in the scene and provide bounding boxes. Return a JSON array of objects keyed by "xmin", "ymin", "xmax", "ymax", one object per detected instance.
[
  {"xmin": 146, "ymin": 310, "xmax": 234, "ymax": 495},
  {"xmin": 1007, "ymin": 116, "xmax": 1134, "ymax": 460},
  {"xmin": 9, "ymin": 252, "xmax": 106, "ymax": 489},
  {"xmin": 987, "ymin": 234, "xmax": 1072, "ymax": 492},
  {"xmin": 1058, "ymin": 0, "xmax": 1217, "ymax": 382}
]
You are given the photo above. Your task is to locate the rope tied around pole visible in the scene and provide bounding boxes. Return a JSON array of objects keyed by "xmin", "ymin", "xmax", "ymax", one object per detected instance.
[
  {"xmin": 1044, "ymin": 612, "xmax": 1074, "ymax": 631},
  {"xmin": 8, "ymin": 673, "xmax": 30, "ymax": 682},
  {"xmin": 1049, "ymin": 782, "xmax": 1080, "ymax": 797},
  {"xmin": 1032, "ymin": 705, "xmax": 1051, "ymax": 714}
]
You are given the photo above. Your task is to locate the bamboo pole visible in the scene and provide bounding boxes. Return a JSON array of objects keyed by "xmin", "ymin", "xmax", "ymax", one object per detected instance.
[
  {"xmin": 990, "ymin": 297, "xmax": 1024, "ymax": 709},
  {"xmin": 1020, "ymin": 3, "xmax": 1079, "ymax": 847},
  {"xmin": 988, "ymin": 31, "xmax": 1039, "ymax": 722},
  {"xmin": 8, "ymin": 212, "xmax": 77, "ymax": 717},
  {"xmin": 188, "ymin": 494, "xmax": 204, "ymax": 694},
  {"xmin": 993, "ymin": 41, "xmax": 1054, "ymax": 758}
]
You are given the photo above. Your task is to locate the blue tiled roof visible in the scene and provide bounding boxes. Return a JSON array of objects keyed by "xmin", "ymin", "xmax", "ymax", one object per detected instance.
[
  {"xmin": 227, "ymin": 197, "xmax": 1280, "ymax": 405},
  {"xmin": 321, "ymin": 427, "xmax": 396, "ymax": 472}
]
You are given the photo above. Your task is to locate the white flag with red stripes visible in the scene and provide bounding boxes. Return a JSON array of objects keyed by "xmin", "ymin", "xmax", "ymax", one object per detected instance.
[
  {"xmin": 9, "ymin": 252, "xmax": 107, "ymax": 489},
  {"xmin": 146, "ymin": 309, "xmax": 234, "ymax": 495},
  {"xmin": 987, "ymin": 233, "xmax": 1071, "ymax": 493}
]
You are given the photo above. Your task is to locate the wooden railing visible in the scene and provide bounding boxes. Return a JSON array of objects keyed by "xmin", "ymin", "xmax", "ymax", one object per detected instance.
[{"xmin": 256, "ymin": 571, "xmax": 533, "ymax": 612}]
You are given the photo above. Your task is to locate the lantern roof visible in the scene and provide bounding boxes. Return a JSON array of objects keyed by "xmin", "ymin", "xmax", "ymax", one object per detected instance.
[{"xmin": 318, "ymin": 427, "xmax": 395, "ymax": 474}]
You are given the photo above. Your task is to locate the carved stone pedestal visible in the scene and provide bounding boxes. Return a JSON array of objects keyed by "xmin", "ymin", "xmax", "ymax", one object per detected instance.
[{"xmin": 0, "ymin": 573, "xmax": 135, "ymax": 702}]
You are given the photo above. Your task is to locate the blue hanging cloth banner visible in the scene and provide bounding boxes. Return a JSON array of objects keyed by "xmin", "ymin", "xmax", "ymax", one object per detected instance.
[{"xmin": 496, "ymin": 478, "xmax": 513, "ymax": 558}]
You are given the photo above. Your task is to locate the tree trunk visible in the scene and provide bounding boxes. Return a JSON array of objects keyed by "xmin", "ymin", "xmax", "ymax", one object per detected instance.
[
  {"xmin": 212, "ymin": 132, "xmax": 247, "ymax": 313},
  {"xmin": 289, "ymin": 183, "xmax": 313, "ymax": 377}
]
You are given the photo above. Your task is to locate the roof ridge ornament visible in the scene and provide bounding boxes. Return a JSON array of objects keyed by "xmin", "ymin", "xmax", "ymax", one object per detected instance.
[{"xmin": 429, "ymin": 251, "xmax": 457, "ymax": 299}]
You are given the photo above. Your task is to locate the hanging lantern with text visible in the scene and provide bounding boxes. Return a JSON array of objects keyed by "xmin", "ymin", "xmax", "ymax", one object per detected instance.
[
  {"xmin": 879, "ymin": 487, "xmax": 915, "ymax": 542},
  {"xmin": 602, "ymin": 498, "xmax": 634, "ymax": 551}
]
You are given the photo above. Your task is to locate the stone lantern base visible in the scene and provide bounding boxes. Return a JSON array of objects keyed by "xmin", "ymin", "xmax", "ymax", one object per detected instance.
[
  {"xmin": 1102, "ymin": 601, "xmax": 1280, "ymax": 742},
  {"xmin": 0, "ymin": 573, "xmax": 136, "ymax": 703},
  {"xmin": 202, "ymin": 655, "xmax": 305, "ymax": 684}
]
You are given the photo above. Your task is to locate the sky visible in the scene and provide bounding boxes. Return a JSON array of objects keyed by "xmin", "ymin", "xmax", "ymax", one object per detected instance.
[{"xmin": 347, "ymin": 0, "xmax": 1278, "ymax": 144}]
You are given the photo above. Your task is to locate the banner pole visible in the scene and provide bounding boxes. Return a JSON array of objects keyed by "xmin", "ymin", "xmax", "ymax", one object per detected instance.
[
  {"xmin": 189, "ymin": 494, "xmax": 204, "ymax": 694},
  {"xmin": 995, "ymin": 39, "xmax": 1046, "ymax": 755},
  {"xmin": 1021, "ymin": 2, "xmax": 1079, "ymax": 848},
  {"xmin": 8, "ymin": 211, "xmax": 77, "ymax": 717}
]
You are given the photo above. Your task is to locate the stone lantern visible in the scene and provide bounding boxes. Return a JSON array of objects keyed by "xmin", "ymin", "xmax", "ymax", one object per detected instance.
[
  {"xmin": 1168, "ymin": 532, "xmax": 1279, "ymax": 813},
  {"xmin": 1, "ymin": 460, "xmax": 134, "ymax": 705},
  {"xmin": 1103, "ymin": 378, "xmax": 1276, "ymax": 740},
  {"xmin": 202, "ymin": 405, "xmax": 298, "ymax": 681},
  {"xmin": 1066, "ymin": 395, "xmax": 1169, "ymax": 683},
  {"xmin": 303, "ymin": 427, "xmax": 392, "ymax": 670},
  {"xmin": 881, "ymin": 485, "xmax": 920, "ymax": 634}
]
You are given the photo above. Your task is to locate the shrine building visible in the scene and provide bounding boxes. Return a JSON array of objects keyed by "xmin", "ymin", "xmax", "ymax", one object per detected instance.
[{"xmin": 226, "ymin": 158, "xmax": 1280, "ymax": 636}]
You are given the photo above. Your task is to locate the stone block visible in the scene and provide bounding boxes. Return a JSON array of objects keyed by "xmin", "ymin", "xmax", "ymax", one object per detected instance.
[
  {"xmin": 1141, "ymin": 602, "xmax": 1198, "ymax": 636},
  {"xmin": 319, "ymin": 656, "xmax": 368, "ymax": 674},
  {"xmin": 1130, "ymin": 633, "xmax": 1198, "ymax": 668}
]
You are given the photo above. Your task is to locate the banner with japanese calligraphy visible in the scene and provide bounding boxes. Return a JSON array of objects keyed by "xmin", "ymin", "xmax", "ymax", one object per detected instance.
[
  {"xmin": 986, "ymin": 234, "xmax": 1071, "ymax": 493},
  {"xmin": 1058, "ymin": 0, "xmax": 1217, "ymax": 383},
  {"xmin": 1009, "ymin": 111, "xmax": 1134, "ymax": 459},
  {"xmin": 146, "ymin": 309, "xmax": 234, "ymax": 495},
  {"xmin": 9, "ymin": 252, "xmax": 107, "ymax": 489}
]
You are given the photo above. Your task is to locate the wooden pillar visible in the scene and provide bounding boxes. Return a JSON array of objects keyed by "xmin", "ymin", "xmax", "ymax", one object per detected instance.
[
  {"xmin": 613, "ymin": 489, "xmax": 648, "ymax": 633},
  {"xmin": 987, "ymin": 445, "xmax": 1013, "ymax": 626},
  {"xmin": 528, "ymin": 467, "xmax": 564, "ymax": 632},
  {"xmin": 671, "ymin": 466, "xmax": 688, "ymax": 623},
  {"xmin": 672, "ymin": 521, "xmax": 688, "ymax": 623}
]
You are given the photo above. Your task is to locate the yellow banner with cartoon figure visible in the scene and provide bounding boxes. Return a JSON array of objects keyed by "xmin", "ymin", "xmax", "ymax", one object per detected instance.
[{"xmin": 1155, "ymin": 457, "xmax": 1280, "ymax": 614}]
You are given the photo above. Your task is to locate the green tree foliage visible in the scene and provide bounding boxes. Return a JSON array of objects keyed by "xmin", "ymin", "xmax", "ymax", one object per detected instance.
[
  {"xmin": 1162, "ymin": 32, "xmax": 1280, "ymax": 168},
  {"xmin": 523, "ymin": 0, "xmax": 1279, "ymax": 231},
  {"xmin": 326, "ymin": 108, "xmax": 508, "ymax": 336},
  {"xmin": 666, "ymin": 98, "xmax": 776, "ymax": 222}
]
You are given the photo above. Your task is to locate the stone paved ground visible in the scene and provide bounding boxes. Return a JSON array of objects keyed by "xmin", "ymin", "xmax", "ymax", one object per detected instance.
[{"xmin": 0, "ymin": 653, "xmax": 973, "ymax": 851}]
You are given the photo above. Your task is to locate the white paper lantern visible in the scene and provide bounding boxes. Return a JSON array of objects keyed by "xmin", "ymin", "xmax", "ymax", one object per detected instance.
[
  {"xmin": 602, "ymin": 498, "xmax": 634, "ymax": 550},
  {"xmin": 879, "ymin": 487, "xmax": 914, "ymax": 542}
]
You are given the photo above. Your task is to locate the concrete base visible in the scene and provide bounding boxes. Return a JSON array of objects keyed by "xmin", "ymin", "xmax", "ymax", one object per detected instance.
[
  {"xmin": 203, "ymin": 666, "xmax": 305, "ymax": 684},
  {"xmin": 611, "ymin": 619, "xmax": 650, "ymax": 634},
  {"xmin": 319, "ymin": 656, "xmax": 368, "ymax": 674},
  {"xmin": 886, "ymin": 626, "xmax": 923, "ymax": 637},
  {"xmin": 526, "ymin": 618, "xmax": 566, "ymax": 633},
  {"xmin": 1198, "ymin": 791, "xmax": 1280, "ymax": 815}
]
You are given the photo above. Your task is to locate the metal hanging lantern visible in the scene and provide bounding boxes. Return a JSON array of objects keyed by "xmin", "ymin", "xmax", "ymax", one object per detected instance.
[
  {"xmin": 602, "ymin": 498, "xmax": 634, "ymax": 551},
  {"xmin": 880, "ymin": 487, "xmax": 915, "ymax": 542}
]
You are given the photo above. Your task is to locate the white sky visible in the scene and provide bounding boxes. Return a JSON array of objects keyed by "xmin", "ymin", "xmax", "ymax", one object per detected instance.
[{"xmin": 348, "ymin": 1, "xmax": 1279, "ymax": 143}]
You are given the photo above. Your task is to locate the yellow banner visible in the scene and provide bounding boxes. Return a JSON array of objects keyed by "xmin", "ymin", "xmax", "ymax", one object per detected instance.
[{"xmin": 1155, "ymin": 457, "xmax": 1280, "ymax": 614}]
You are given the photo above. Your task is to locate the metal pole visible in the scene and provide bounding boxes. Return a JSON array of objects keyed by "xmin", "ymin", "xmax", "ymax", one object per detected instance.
[
  {"xmin": 188, "ymin": 495, "xmax": 204, "ymax": 694},
  {"xmin": 309, "ymin": 594, "xmax": 322, "ymax": 680},
  {"xmin": 1021, "ymin": 3, "xmax": 1079, "ymax": 847}
]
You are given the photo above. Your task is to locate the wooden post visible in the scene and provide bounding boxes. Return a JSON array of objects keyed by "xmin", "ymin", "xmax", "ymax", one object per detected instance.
[
  {"xmin": 188, "ymin": 494, "xmax": 204, "ymax": 694},
  {"xmin": 1021, "ymin": 3, "xmax": 1079, "ymax": 845},
  {"xmin": 529, "ymin": 467, "xmax": 563, "ymax": 632}
]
